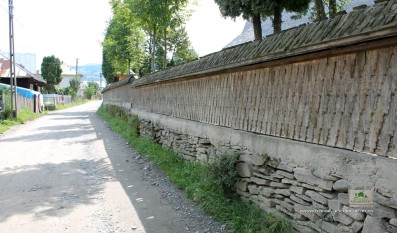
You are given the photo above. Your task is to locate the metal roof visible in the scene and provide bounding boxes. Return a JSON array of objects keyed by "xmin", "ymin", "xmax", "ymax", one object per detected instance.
[{"xmin": 0, "ymin": 52, "xmax": 46, "ymax": 85}]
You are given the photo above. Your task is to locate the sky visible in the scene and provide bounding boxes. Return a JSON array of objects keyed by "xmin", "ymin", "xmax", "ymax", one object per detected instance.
[{"xmin": 0, "ymin": 0, "xmax": 245, "ymax": 69}]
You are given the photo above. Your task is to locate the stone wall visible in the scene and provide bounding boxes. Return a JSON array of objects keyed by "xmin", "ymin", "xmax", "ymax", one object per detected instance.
[{"xmin": 109, "ymin": 107, "xmax": 397, "ymax": 233}]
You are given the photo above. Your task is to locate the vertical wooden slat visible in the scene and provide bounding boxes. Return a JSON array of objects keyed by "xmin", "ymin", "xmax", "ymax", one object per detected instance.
[
  {"xmin": 288, "ymin": 64, "xmax": 299, "ymax": 138},
  {"xmin": 274, "ymin": 66, "xmax": 282, "ymax": 136},
  {"xmin": 294, "ymin": 63, "xmax": 305, "ymax": 140},
  {"xmin": 300, "ymin": 63, "xmax": 311, "ymax": 141},
  {"xmin": 261, "ymin": 68, "xmax": 272, "ymax": 134},
  {"xmin": 257, "ymin": 69, "xmax": 267, "ymax": 134},
  {"xmin": 266, "ymin": 68, "xmax": 275, "ymax": 135},
  {"xmin": 321, "ymin": 57, "xmax": 336, "ymax": 145}
]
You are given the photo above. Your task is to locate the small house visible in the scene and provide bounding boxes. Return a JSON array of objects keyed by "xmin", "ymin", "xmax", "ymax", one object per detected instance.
[{"xmin": 0, "ymin": 53, "xmax": 46, "ymax": 92}]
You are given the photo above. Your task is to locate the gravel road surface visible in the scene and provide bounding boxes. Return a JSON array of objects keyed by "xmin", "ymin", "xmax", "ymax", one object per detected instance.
[{"xmin": 0, "ymin": 101, "xmax": 227, "ymax": 233}]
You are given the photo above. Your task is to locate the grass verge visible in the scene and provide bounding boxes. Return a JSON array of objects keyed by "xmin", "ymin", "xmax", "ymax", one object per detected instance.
[
  {"xmin": 55, "ymin": 99, "xmax": 91, "ymax": 110},
  {"xmin": 97, "ymin": 104, "xmax": 294, "ymax": 233},
  {"xmin": 0, "ymin": 108, "xmax": 47, "ymax": 133}
]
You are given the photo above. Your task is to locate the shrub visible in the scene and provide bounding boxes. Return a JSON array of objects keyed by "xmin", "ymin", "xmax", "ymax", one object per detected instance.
[
  {"xmin": 0, "ymin": 94, "xmax": 12, "ymax": 120},
  {"xmin": 208, "ymin": 153, "xmax": 239, "ymax": 196}
]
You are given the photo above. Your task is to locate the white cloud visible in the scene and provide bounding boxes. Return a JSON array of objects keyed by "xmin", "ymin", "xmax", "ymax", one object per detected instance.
[{"xmin": 186, "ymin": 0, "xmax": 245, "ymax": 56}]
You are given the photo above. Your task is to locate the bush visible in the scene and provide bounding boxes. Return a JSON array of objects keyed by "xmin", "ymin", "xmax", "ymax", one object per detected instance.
[
  {"xmin": 208, "ymin": 153, "xmax": 239, "ymax": 196},
  {"xmin": 84, "ymin": 81, "xmax": 100, "ymax": 99},
  {"xmin": 127, "ymin": 115, "xmax": 140, "ymax": 136},
  {"xmin": 0, "ymin": 93, "xmax": 12, "ymax": 120}
]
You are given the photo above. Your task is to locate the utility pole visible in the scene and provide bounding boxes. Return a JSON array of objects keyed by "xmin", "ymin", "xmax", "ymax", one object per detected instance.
[
  {"xmin": 9, "ymin": 0, "xmax": 17, "ymax": 118},
  {"xmin": 75, "ymin": 58, "xmax": 79, "ymax": 77}
]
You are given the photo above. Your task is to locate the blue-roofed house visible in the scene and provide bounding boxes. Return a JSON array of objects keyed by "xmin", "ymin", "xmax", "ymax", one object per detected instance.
[{"xmin": 0, "ymin": 53, "xmax": 46, "ymax": 92}]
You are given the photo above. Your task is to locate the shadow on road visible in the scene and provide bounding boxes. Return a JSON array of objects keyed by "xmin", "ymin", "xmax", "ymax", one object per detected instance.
[
  {"xmin": 0, "ymin": 159, "xmax": 111, "ymax": 222},
  {"xmin": 0, "ymin": 113, "xmax": 94, "ymax": 143},
  {"xmin": 89, "ymin": 110, "xmax": 188, "ymax": 233},
  {"xmin": 0, "ymin": 127, "xmax": 95, "ymax": 143}
]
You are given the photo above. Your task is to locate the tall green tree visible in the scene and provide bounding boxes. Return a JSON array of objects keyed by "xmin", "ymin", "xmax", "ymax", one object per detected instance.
[
  {"xmin": 168, "ymin": 27, "xmax": 198, "ymax": 66},
  {"xmin": 214, "ymin": 0, "xmax": 264, "ymax": 40},
  {"xmin": 84, "ymin": 81, "xmax": 100, "ymax": 99},
  {"xmin": 41, "ymin": 55, "xmax": 62, "ymax": 93},
  {"xmin": 329, "ymin": 0, "xmax": 337, "ymax": 18},
  {"xmin": 102, "ymin": 0, "xmax": 197, "ymax": 82},
  {"xmin": 269, "ymin": 0, "xmax": 311, "ymax": 34},
  {"xmin": 69, "ymin": 77, "xmax": 81, "ymax": 99},
  {"xmin": 314, "ymin": 0, "xmax": 326, "ymax": 21},
  {"xmin": 158, "ymin": 0, "xmax": 191, "ymax": 69},
  {"xmin": 128, "ymin": 0, "xmax": 163, "ymax": 72},
  {"xmin": 102, "ymin": 49, "xmax": 116, "ymax": 84},
  {"xmin": 215, "ymin": 0, "xmax": 311, "ymax": 39},
  {"xmin": 327, "ymin": 0, "xmax": 349, "ymax": 18},
  {"xmin": 103, "ymin": 0, "xmax": 147, "ymax": 83},
  {"xmin": 127, "ymin": 0, "xmax": 191, "ymax": 71},
  {"xmin": 303, "ymin": 0, "xmax": 350, "ymax": 23}
]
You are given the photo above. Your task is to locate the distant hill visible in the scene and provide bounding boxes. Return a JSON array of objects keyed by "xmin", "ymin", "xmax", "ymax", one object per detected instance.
[{"xmin": 78, "ymin": 64, "xmax": 104, "ymax": 83}]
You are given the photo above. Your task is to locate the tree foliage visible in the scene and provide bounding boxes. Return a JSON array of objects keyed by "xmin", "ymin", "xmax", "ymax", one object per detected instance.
[
  {"xmin": 102, "ymin": 0, "xmax": 146, "ymax": 83},
  {"xmin": 214, "ymin": 0, "xmax": 311, "ymax": 39},
  {"xmin": 292, "ymin": 0, "xmax": 350, "ymax": 23},
  {"xmin": 69, "ymin": 77, "xmax": 81, "ymax": 99},
  {"xmin": 84, "ymin": 81, "xmax": 99, "ymax": 99},
  {"xmin": 102, "ymin": 0, "xmax": 197, "ymax": 84},
  {"xmin": 41, "ymin": 55, "xmax": 62, "ymax": 93}
]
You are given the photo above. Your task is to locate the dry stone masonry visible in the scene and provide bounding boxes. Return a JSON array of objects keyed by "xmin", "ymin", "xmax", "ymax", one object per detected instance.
[
  {"xmin": 134, "ymin": 117, "xmax": 397, "ymax": 233},
  {"xmin": 102, "ymin": 1, "xmax": 397, "ymax": 232}
]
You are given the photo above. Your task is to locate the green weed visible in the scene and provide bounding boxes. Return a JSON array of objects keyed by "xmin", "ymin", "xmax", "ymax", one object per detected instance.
[
  {"xmin": 0, "ymin": 108, "xmax": 47, "ymax": 133},
  {"xmin": 55, "ymin": 99, "xmax": 90, "ymax": 110},
  {"xmin": 97, "ymin": 104, "xmax": 294, "ymax": 233}
]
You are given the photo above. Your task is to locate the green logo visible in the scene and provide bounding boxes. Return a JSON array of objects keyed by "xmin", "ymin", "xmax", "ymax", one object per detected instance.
[{"xmin": 349, "ymin": 190, "xmax": 373, "ymax": 207}]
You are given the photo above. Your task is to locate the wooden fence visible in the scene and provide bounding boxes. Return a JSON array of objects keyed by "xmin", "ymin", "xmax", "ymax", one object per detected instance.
[
  {"xmin": 104, "ymin": 45, "xmax": 397, "ymax": 159},
  {"xmin": 128, "ymin": 46, "xmax": 397, "ymax": 158},
  {"xmin": 0, "ymin": 93, "xmax": 39, "ymax": 118}
]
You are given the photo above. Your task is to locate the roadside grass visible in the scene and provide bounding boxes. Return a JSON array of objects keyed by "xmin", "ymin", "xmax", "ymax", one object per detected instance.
[
  {"xmin": 55, "ymin": 99, "xmax": 91, "ymax": 110},
  {"xmin": 0, "ymin": 108, "xmax": 47, "ymax": 133},
  {"xmin": 97, "ymin": 105, "xmax": 294, "ymax": 233}
]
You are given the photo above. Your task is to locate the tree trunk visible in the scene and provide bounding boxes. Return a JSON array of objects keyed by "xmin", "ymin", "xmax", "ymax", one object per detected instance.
[
  {"xmin": 273, "ymin": 5, "xmax": 282, "ymax": 34},
  {"xmin": 128, "ymin": 58, "xmax": 131, "ymax": 77},
  {"xmin": 329, "ymin": 0, "xmax": 336, "ymax": 18},
  {"xmin": 164, "ymin": 27, "xmax": 167, "ymax": 69},
  {"xmin": 315, "ymin": 0, "xmax": 327, "ymax": 21},
  {"xmin": 252, "ymin": 14, "xmax": 262, "ymax": 41},
  {"xmin": 151, "ymin": 24, "xmax": 157, "ymax": 72},
  {"xmin": 163, "ymin": 0, "xmax": 168, "ymax": 69}
]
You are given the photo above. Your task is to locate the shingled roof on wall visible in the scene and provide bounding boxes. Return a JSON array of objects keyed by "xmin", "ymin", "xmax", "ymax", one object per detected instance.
[
  {"xmin": 102, "ymin": 76, "xmax": 135, "ymax": 92},
  {"xmin": 225, "ymin": 0, "xmax": 375, "ymax": 48},
  {"xmin": 132, "ymin": 0, "xmax": 397, "ymax": 87}
]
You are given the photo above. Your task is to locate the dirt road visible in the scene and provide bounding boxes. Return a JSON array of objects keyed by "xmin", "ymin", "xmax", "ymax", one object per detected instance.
[{"xmin": 0, "ymin": 101, "xmax": 225, "ymax": 233}]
